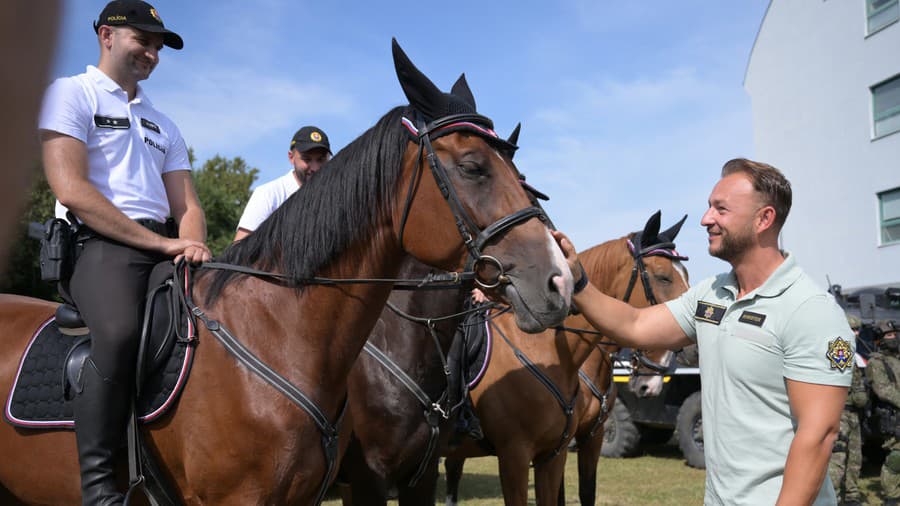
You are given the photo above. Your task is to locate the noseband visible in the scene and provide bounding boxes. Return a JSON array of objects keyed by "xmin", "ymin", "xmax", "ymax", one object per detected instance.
[
  {"xmin": 623, "ymin": 237, "xmax": 688, "ymax": 375},
  {"xmin": 398, "ymin": 113, "xmax": 549, "ymax": 290}
]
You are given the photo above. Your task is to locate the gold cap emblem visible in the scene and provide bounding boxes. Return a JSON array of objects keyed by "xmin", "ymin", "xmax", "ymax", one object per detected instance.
[
  {"xmin": 150, "ymin": 8, "xmax": 163, "ymax": 24},
  {"xmin": 310, "ymin": 132, "xmax": 322, "ymax": 142}
]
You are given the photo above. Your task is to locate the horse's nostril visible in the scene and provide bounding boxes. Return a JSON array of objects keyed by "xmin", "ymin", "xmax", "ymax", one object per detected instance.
[{"xmin": 549, "ymin": 272, "xmax": 564, "ymax": 294}]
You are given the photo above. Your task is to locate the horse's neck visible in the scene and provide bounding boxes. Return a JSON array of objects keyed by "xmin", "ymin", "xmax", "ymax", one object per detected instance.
[{"xmin": 197, "ymin": 228, "xmax": 405, "ymax": 399}]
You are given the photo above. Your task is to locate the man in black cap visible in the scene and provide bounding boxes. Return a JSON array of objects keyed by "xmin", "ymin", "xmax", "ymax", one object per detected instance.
[
  {"xmin": 234, "ymin": 126, "xmax": 331, "ymax": 241},
  {"xmin": 38, "ymin": 1, "xmax": 209, "ymax": 503}
]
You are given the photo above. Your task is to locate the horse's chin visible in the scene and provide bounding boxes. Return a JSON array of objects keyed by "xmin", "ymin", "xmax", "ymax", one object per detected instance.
[{"xmin": 501, "ymin": 281, "xmax": 570, "ymax": 334}]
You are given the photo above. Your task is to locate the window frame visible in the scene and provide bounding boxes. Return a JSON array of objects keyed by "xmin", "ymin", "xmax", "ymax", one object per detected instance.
[
  {"xmin": 879, "ymin": 187, "xmax": 900, "ymax": 246},
  {"xmin": 866, "ymin": 0, "xmax": 900, "ymax": 35},
  {"xmin": 872, "ymin": 74, "xmax": 900, "ymax": 139}
]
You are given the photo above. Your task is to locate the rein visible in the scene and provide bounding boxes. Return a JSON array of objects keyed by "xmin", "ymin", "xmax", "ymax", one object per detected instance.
[{"xmin": 199, "ymin": 261, "xmax": 474, "ymax": 291}]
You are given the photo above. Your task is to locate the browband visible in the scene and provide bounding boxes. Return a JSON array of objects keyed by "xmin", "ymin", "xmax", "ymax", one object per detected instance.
[
  {"xmin": 401, "ymin": 113, "xmax": 518, "ymax": 153},
  {"xmin": 627, "ymin": 239, "xmax": 689, "ymax": 261}
]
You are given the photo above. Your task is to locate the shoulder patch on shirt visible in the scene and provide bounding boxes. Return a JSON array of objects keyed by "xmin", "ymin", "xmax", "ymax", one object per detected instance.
[
  {"xmin": 738, "ymin": 311, "xmax": 766, "ymax": 327},
  {"xmin": 826, "ymin": 337, "xmax": 853, "ymax": 372},
  {"xmin": 694, "ymin": 301, "xmax": 726, "ymax": 325},
  {"xmin": 94, "ymin": 115, "xmax": 130, "ymax": 129},
  {"xmin": 140, "ymin": 118, "xmax": 161, "ymax": 134}
]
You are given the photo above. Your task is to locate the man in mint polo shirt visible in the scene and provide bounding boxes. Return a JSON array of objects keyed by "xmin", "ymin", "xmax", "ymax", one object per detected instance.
[{"xmin": 553, "ymin": 158, "xmax": 853, "ymax": 505}]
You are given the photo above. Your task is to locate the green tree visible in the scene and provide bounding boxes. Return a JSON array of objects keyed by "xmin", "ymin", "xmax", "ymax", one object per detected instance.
[{"xmin": 193, "ymin": 153, "xmax": 258, "ymax": 256}]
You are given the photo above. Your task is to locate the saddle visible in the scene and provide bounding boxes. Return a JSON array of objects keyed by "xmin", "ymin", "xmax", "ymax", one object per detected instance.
[{"xmin": 4, "ymin": 262, "xmax": 196, "ymax": 429}]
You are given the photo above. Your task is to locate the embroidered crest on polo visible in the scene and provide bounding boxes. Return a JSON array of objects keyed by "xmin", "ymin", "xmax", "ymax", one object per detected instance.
[
  {"xmin": 826, "ymin": 336, "xmax": 853, "ymax": 371},
  {"xmin": 694, "ymin": 300, "xmax": 726, "ymax": 324}
]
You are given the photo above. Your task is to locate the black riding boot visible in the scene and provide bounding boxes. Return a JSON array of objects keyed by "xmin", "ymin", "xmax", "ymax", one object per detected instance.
[{"xmin": 72, "ymin": 357, "xmax": 129, "ymax": 506}]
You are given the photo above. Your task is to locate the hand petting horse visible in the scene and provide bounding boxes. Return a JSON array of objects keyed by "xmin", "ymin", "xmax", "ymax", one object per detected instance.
[{"xmin": 0, "ymin": 40, "xmax": 571, "ymax": 505}]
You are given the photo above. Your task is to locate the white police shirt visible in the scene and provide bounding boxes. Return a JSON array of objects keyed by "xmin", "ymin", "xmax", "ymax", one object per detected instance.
[
  {"xmin": 39, "ymin": 65, "xmax": 191, "ymax": 223},
  {"xmin": 236, "ymin": 170, "xmax": 300, "ymax": 232}
]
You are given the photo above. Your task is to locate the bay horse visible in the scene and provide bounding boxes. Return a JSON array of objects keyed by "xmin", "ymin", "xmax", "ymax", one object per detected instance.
[
  {"xmin": 336, "ymin": 122, "xmax": 528, "ymax": 506},
  {"xmin": 443, "ymin": 211, "xmax": 690, "ymax": 506},
  {"xmin": 0, "ymin": 40, "xmax": 573, "ymax": 505}
]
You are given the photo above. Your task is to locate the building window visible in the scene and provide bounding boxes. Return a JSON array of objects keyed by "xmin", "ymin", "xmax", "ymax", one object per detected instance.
[
  {"xmin": 873, "ymin": 75, "xmax": 900, "ymax": 138},
  {"xmin": 867, "ymin": 0, "xmax": 899, "ymax": 33},
  {"xmin": 881, "ymin": 188, "xmax": 900, "ymax": 245}
]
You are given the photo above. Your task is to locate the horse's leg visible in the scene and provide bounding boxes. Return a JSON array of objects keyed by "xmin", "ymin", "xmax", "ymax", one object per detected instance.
[
  {"xmin": 443, "ymin": 456, "xmax": 466, "ymax": 506},
  {"xmin": 340, "ymin": 438, "xmax": 388, "ymax": 506},
  {"xmin": 533, "ymin": 451, "xmax": 568, "ymax": 506},
  {"xmin": 496, "ymin": 452, "xmax": 531, "ymax": 506},
  {"xmin": 575, "ymin": 432, "xmax": 603, "ymax": 506},
  {"xmin": 398, "ymin": 454, "xmax": 440, "ymax": 506}
]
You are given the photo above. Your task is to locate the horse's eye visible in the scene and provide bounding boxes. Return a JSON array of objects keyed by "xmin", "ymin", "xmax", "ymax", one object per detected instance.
[
  {"xmin": 458, "ymin": 162, "xmax": 485, "ymax": 176},
  {"xmin": 655, "ymin": 275, "xmax": 672, "ymax": 284}
]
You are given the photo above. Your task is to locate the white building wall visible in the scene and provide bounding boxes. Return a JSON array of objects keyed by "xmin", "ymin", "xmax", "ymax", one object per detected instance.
[{"xmin": 745, "ymin": 0, "xmax": 900, "ymax": 291}]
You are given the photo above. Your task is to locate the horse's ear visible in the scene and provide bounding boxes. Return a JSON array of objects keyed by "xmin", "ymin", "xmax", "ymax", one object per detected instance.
[
  {"xmin": 451, "ymin": 73, "xmax": 476, "ymax": 110},
  {"xmin": 507, "ymin": 123, "xmax": 521, "ymax": 146},
  {"xmin": 659, "ymin": 214, "xmax": 688, "ymax": 243},
  {"xmin": 392, "ymin": 38, "xmax": 443, "ymax": 120},
  {"xmin": 640, "ymin": 210, "xmax": 662, "ymax": 249}
]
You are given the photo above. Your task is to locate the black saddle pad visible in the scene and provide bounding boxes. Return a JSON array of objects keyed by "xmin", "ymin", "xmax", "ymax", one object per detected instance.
[
  {"xmin": 449, "ymin": 305, "xmax": 492, "ymax": 390},
  {"xmin": 4, "ymin": 315, "xmax": 194, "ymax": 430}
]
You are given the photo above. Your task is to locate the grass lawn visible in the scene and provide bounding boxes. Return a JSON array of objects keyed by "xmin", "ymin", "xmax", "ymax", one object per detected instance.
[{"xmin": 323, "ymin": 441, "xmax": 886, "ymax": 505}]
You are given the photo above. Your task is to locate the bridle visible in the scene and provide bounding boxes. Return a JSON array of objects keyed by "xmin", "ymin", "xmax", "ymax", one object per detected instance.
[
  {"xmin": 398, "ymin": 112, "xmax": 549, "ymax": 290},
  {"xmin": 622, "ymin": 235, "xmax": 688, "ymax": 375}
]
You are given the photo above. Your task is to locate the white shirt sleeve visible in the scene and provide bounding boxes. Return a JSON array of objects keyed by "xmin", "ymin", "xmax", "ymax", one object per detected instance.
[
  {"xmin": 38, "ymin": 77, "xmax": 93, "ymax": 142},
  {"xmin": 161, "ymin": 121, "xmax": 191, "ymax": 174},
  {"xmin": 236, "ymin": 185, "xmax": 276, "ymax": 232}
]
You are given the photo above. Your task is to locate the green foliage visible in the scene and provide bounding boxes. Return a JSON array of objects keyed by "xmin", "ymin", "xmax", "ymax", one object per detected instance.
[
  {"xmin": 193, "ymin": 154, "xmax": 258, "ymax": 256},
  {"xmin": 0, "ymin": 152, "xmax": 258, "ymax": 298},
  {"xmin": 0, "ymin": 165, "xmax": 58, "ymax": 300}
]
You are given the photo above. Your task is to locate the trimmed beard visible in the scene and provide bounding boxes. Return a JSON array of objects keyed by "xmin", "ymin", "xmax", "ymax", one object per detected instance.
[{"xmin": 709, "ymin": 221, "xmax": 755, "ymax": 263}]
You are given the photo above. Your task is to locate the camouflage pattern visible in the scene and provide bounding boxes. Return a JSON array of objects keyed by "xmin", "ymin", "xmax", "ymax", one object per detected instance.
[
  {"xmin": 867, "ymin": 345, "xmax": 900, "ymax": 500},
  {"xmin": 829, "ymin": 364, "xmax": 868, "ymax": 502}
]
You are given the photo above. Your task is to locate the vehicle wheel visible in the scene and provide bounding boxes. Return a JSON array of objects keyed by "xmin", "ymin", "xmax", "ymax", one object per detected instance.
[
  {"xmin": 641, "ymin": 427, "xmax": 674, "ymax": 445},
  {"xmin": 676, "ymin": 390, "xmax": 705, "ymax": 469},
  {"xmin": 600, "ymin": 401, "xmax": 640, "ymax": 458}
]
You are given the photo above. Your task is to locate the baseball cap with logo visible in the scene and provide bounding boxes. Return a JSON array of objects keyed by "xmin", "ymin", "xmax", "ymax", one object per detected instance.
[
  {"xmin": 290, "ymin": 126, "xmax": 332, "ymax": 154},
  {"xmin": 94, "ymin": 0, "xmax": 184, "ymax": 50}
]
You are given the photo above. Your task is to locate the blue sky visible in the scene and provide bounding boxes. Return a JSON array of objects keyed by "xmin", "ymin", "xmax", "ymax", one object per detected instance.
[{"xmin": 50, "ymin": 0, "xmax": 771, "ymax": 282}]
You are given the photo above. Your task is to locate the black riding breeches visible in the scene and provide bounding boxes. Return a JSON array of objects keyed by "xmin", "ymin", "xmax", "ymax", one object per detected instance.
[{"xmin": 66, "ymin": 235, "xmax": 168, "ymax": 381}]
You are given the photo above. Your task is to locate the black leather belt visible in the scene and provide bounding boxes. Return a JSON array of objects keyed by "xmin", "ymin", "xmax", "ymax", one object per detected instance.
[{"xmin": 134, "ymin": 218, "xmax": 177, "ymax": 238}]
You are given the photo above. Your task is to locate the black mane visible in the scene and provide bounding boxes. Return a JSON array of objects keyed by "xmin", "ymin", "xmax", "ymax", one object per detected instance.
[{"xmin": 201, "ymin": 106, "xmax": 412, "ymax": 304}]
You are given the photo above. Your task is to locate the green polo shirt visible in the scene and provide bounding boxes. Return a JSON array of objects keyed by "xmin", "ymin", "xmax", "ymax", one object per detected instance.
[{"xmin": 665, "ymin": 252, "xmax": 853, "ymax": 506}]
